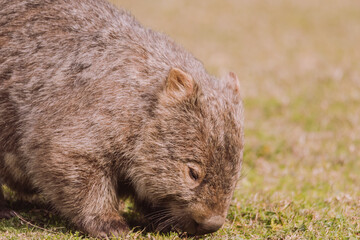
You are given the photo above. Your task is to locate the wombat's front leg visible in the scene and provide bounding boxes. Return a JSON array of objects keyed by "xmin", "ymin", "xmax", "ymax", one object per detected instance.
[
  {"xmin": 0, "ymin": 182, "xmax": 15, "ymax": 219},
  {"xmin": 0, "ymin": 154, "xmax": 14, "ymax": 219},
  {"xmin": 31, "ymin": 156, "xmax": 128, "ymax": 238}
]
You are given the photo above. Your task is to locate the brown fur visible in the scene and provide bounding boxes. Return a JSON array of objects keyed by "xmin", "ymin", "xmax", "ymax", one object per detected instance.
[{"xmin": 0, "ymin": 0, "xmax": 244, "ymax": 237}]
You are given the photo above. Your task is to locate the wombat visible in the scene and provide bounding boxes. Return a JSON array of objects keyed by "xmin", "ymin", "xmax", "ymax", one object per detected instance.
[{"xmin": 0, "ymin": 0, "xmax": 244, "ymax": 237}]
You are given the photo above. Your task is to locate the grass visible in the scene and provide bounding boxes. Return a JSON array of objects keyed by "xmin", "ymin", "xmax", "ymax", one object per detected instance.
[{"xmin": 1, "ymin": 0, "xmax": 360, "ymax": 239}]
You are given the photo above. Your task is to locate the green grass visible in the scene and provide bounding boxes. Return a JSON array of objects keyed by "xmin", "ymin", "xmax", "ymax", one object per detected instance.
[{"xmin": 1, "ymin": 0, "xmax": 360, "ymax": 239}]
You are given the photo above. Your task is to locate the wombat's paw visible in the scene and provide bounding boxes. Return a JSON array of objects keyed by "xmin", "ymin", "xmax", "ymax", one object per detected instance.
[
  {"xmin": 0, "ymin": 208, "xmax": 15, "ymax": 219},
  {"xmin": 86, "ymin": 214, "xmax": 129, "ymax": 238}
]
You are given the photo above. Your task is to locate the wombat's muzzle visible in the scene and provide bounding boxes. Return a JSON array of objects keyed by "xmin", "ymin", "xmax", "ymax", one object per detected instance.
[{"xmin": 193, "ymin": 215, "xmax": 225, "ymax": 235}]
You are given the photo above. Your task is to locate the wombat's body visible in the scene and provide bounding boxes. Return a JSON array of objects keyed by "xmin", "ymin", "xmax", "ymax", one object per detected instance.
[{"xmin": 0, "ymin": 0, "xmax": 244, "ymax": 237}]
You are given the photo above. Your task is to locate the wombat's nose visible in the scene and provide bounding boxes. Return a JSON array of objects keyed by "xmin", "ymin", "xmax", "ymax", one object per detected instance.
[{"xmin": 196, "ymin": 215, "xmax": 224, "ymax": 235}]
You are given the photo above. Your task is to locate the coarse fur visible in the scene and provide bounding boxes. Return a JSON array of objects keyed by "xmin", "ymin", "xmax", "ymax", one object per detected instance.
[{"xmin": 0, "ymin": 0, "xmax": 244, "ymax": 237}]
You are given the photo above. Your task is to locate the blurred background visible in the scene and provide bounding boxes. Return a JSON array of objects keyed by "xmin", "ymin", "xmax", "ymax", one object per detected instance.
[{"xmin": 112, "ymin": 0, "xmax": 360, "ymax": 238}]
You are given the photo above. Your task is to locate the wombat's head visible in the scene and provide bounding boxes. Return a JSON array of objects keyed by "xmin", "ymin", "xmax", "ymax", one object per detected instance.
[{"xmin": 132, "ymin": 68, "xmax": 244, "ymax": 235}]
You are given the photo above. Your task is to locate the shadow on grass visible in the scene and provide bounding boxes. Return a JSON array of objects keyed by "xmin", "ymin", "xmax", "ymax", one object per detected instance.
[
  {"xmin": 1, "ymin": 199, "xmax": 172, "ymax": 238},
  {"xmin": 1, "ymin": 199, "xmax": 78, "ymax": 236}
]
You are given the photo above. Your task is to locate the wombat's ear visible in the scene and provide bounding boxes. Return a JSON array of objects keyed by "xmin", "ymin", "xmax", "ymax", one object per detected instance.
[
  {"xmin": 224, "ymin": 72, "xmax": 241, "ymax": 95},
  {"xmin": 165, "ymin": 68, "xmax": 196, "ymax": 101}
]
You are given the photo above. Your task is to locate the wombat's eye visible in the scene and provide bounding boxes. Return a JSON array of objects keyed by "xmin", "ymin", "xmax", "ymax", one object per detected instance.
[{"xmin": 188, "ymin": 167, "xmax": 199, "ymax": 181}]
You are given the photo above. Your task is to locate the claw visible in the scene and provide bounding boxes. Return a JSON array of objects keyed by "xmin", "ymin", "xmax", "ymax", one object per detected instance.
[{"xmin": 0, "ymin": 208, "xmax": 16, "ymax": 219}]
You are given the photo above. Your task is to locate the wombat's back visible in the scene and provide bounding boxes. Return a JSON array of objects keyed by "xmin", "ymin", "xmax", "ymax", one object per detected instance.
[
  {"xmin": 0, "ymin": 0, "xmax": 210, "ymax": 155},
  {"xmin": 0, "ymin": 0, "xmax": 126, "ymax": 153}
]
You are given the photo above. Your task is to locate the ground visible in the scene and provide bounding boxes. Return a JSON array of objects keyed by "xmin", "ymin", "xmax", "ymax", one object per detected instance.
[{"xmin": 1, "ymin": 0, "xmax": 359, "ymax": 239}]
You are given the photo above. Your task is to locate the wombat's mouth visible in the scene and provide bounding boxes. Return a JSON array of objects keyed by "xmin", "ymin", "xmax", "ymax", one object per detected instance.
[
  {"xmin": 144, "ymin": 207, "xmax": 224, "ymax": 236},
  {"xmin": 180, "ymin": 215, "xmax": 224, "ymax": 236},
  {"xmin": 138, "ymin": 198, "xmax": 224, "ymax": 236}
]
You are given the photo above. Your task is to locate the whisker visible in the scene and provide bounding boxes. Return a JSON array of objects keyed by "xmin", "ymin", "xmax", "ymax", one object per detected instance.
[
  {"xmin": 144, "ymin": 208, "xmax": 171, "ymax": 219},
  {"xmin": 142, "ymin": 204, "xmax": 191, "ymax": 234},
  {"xmin": 156, "ymin": 215, "xmax": 183, "ymax": 233}
]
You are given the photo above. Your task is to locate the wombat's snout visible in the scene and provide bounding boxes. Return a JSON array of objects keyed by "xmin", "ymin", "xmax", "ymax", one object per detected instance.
[{"xmin": 192, "ymin": 215, "xmax": 225, "ymax": 235}]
